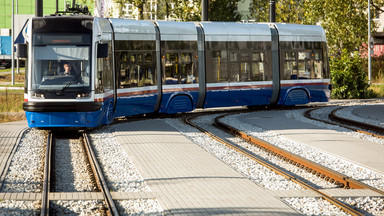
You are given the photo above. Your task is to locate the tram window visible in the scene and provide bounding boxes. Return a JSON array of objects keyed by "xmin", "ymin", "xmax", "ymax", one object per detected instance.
[
  {"xmin": 314, "ymin": 51, "xmax": 323, "ymax": 79},
  {"xmin": 117, "ymin": 51, "xmax": 156, "ymax": 88},
  {"xmin": 229, "ymin": 52, "xmax": 240, "ymax": 82},
  {"xmin": 228, "ymin": 41, "xmax": 248, "ymax": 50},
  {"xmin": 181, "ymin": 53, "xmax": 196, "ymax": 84},
  {"xmin": 96, "ymin": 41, "xmax": 113, "ymax": 93},
  {"xmin": 298, "ymin": 51, "xmax": 311, "ymax": 79},
  {"xmin": 252, "ymin": 52, "xmax": 265, "ymax": 81},
  {"xmin": 283, "ymin": 52, "xmax": 298, "ymax": 80},
  {"xmin": 322, "ymin": 43, "xmax": 330, "ymax": 79},
  {"xmin": 164, "ymin": 53, "xmax": 179, "ymax": 84},
  {"xmin": 229, "ymin": 52, "xmax": 250, "ymax": 82},
  {"xmin": 115, "ymin": 40, "xmax": 156, "ymax": 51},
  {"xmin": 230, "ymin": 52, "xmax": 238, "ymax": 62},
  {"xmin": 206, "ymin": 50, "xmax": 228, "ymax": 83}
]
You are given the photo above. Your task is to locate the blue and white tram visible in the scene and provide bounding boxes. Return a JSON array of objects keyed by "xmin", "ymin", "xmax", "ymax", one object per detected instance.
[{"xmin": 19, "ymin": 15, "xmax": 331, "ymax": 128}]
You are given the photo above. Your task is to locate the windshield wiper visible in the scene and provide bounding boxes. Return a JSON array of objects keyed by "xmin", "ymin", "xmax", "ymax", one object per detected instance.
[{"xmin": 56, "ymin": 70, "xmax": 84, "ymax": 96}]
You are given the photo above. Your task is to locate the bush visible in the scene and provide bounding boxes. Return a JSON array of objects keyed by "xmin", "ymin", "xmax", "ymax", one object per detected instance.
[{"xmin": 330, "ymin": 49, "xmax": 373, "ymax": 99}]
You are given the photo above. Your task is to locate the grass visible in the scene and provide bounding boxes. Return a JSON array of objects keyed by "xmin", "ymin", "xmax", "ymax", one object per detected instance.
[
  {"xmin": 0, "ymin": 89, "xmax": 25, "ymax": 123},
  {"xmin": 369, "ymin": 75, "xmax": 384, "ymax": 98},
  {"xmin": 0, "ymin": 70, "xmax": 25, "ymax": 85}
]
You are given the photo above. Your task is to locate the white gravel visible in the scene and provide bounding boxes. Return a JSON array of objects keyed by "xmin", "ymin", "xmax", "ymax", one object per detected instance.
[
  {"xmin": 0, "ymin": 200, "xmax": 41, "ymax": 215},
  {"xmin": 1, "ymin": 128, "xmax": 47, "ymax": 192},
  {"xmin": 89, "ymin": 127, "xmax": 150, "ymax": 192},
  {"xmin": 283, "ymin": 197, "xmax": 348, "ymax": 215},
  {"xmin": 89, "ymin": 127, "xmax": 164, "ymax": 215},
  {"xmin": 217, "ymin": 109, "xmax": 384, "ymax": 191},
  {"xmin": 166, "ymin": 117, "xmax": 304, "ymax": 190},
  {"xmin": 338, "ymin": 196, "xmax": 384, "ymax": 215},
  {"xmin": 50, "ymin": 200, "xmax": 105, "ymax": 215},
  {"xmin": 54, "ymin": 138, "xmax": 95, "ymax": 192},
  {"xmin": 287, "ymin": 108, "xmax": 384, "ymax": 190},
  {"xmin": 116, "ymin": 199, "xmax": 164, "ymax": 216},
  {"xmin": 0, "ymin": 129, "xmax": 46, "ymax": 215}
]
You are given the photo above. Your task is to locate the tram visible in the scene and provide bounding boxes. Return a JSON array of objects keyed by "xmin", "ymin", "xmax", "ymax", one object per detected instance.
[{"xmin": 18, "ymin": 15, "xmax": 331, "ymax": 128}]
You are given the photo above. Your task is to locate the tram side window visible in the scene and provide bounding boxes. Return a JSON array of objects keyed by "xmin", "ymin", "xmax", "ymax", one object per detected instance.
[
  {"xmin": 181, "ymin": 53, "xmax": 196, "ymax": 84},
  {"xmin": 251, "ymin": 52, "xmax": 265, "ymax": 81},
  {"xmin": 322, "ymin": 42, "xmax": 330, "ymax": 79},
  {"xmin": 314, "ymin": 51, "xmax": 323, "ymax": 79},
  {"xmin": 96, "ymin": 42, "xmax": 113, "ymax": 93},
  {"xmin": 115, "ymin": 40, "xmax": 156, "ymax": 88},
  {"xmin": 162, "ymin": 40, "xmax": 198, "ymax": 85},
  {"xmin": 229, "ymin": 52, "xmax": 240, "ymax": 81},
  {"xmin": 283, "ymin": 52, "xmax": 297, "ymax": 80},
  {"xmin": 165, "ymin": 53, "xmax": 179, "ymax": 84},
  {"xmin": 206, "ymin": 50, "xmax": 228, "ymax": 83},
  {"xmin": 298, "ymin": 51, "xmax": 311, "ymax": 79}
]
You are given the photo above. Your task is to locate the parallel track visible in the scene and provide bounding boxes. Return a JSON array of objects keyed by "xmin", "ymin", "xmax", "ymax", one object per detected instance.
[
  {"xmin": 82, "ymin": 132, "xmax": 119, "ymax": 216},
  {"xmin": 305, "ymin": 106, "xmax": 384, "ymax": 139},
  {"xmin": 41, "ymin": 132, "xmax": 119, "ymax": 216},
  {"xmin": 184, "ymin": 114, "xmax": 365, "ymax": 216}
]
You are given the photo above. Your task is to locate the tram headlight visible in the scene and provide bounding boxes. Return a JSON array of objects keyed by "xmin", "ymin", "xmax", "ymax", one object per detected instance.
[
  {"xmin": 31, "ymin": 93, "xmax": 45, "ymax": 99},
  {"xmin": 76, "ymin": 93, "xmax": 90, "ymax": 99}
]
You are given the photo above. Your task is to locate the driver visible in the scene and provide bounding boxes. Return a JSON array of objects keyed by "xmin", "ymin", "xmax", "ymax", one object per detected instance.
[{"xmin": 61, "ymin": 62, "xmax": 73, "ymax": 76}]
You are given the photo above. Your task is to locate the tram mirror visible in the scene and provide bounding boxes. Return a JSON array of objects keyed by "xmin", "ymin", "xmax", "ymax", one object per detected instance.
[
  {"xmin": 16, "ymin": 43, "xmax": 28, "ymax": 58},
  {"xmin": 97, "ymin": 43, "xmax": 108, "ymax": 58}
]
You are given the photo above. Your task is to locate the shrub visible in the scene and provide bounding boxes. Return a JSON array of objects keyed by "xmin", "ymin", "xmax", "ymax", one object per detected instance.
[{"xmin": 330, "ymin": 49, "xmax": 373, "ymax": 99}]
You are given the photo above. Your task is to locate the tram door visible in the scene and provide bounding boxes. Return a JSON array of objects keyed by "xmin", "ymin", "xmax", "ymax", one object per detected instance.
[{"xmin": 95, "ymin": 34, "xmax": 115, "ymax": 124}]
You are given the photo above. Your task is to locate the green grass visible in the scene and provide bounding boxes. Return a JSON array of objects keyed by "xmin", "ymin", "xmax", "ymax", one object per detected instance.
[
  {"xmin": 0, "ymin": 89, "xmax": 25, "ymax": 123},
  {"xmin": 0, "ymin": 90, "xmax": 24, "ymax": 112}
]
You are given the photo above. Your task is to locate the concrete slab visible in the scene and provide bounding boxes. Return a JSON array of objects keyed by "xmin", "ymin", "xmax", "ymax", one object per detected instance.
[{"xmin": 114, "ymin": 119, "xmax": 300, "ymax": 215}]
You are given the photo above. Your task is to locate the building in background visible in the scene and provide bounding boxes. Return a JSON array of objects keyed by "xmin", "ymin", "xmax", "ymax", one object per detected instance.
[{"xmin": 372, "ymin": 11, "xmax": 384, "ymax": 56}]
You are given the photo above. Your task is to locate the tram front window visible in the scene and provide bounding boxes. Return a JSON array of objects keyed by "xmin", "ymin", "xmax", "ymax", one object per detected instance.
[{"xmin": 31, "ymin": 45, "xmax": 91, "ymax": 99}]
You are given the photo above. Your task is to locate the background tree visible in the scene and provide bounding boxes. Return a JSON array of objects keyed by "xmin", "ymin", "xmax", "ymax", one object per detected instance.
[
  {"xmin": 250, "ymin": 0, "xmax": 384, "ymax": 56},
  {"xmin": 249, "ymin": 0, "xmax": 304, "ymax": 23},
  {"xmin": 209, "ymin": 0, "xmax": 241, "ymax": 21}
]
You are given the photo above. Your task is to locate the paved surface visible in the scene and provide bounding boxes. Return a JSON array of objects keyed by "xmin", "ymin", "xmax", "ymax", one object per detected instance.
[
  {"xmin": 114, "ymin": 120, "xmax": 301, "ymax": 215},
  {"xmin": 352, "ymin": 104, "xmax": 384, "ymax": 123},
  {"xmin": 0, "ymin": 121, "xmax": 28, "ymax": 188},
  {"xmin": 241, "ymin": 109, "xmax": 384, "ymax": 174}
]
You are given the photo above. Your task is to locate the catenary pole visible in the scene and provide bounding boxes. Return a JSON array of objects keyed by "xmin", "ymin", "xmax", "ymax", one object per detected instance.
[
  {"xmin": 202, "ymin": 0, "xmax": 208, "ymax": 21},
  {"xmin": 11, "ymin": 0, "xmax": 14, "ymax": 85},
  {"xmin": 269, "ymin": 0, "xmax": 276, "ymax": 22},
  {"xmin": 36, "ymin": 0, "xmax": 43, "ymax": 17}
]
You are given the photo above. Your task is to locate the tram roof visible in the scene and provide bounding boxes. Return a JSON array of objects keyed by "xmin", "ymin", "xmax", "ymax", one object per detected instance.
[
  {"xmin": 200, "ymin": 22, "xmax": 272, "ymax": 42},
  {"xmin": 275, "ymin": 23, "xmax": 327, "ymax": 42},
  {"xmin": 109, "ymin": 19, "xmax": 156, "ymax": 41},
  {"xmin": 156, "ymin": 21, "xmax": 198, "ymax": 41}
]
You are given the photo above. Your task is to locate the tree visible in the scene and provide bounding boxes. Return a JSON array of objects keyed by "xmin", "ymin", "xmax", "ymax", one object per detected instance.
[
  {"xmin": 331, "ymin": 50, "xmax": 373, "ymax": 99},
  {"xmin": 250, "ymin": 0, "xmax": 384, "ymax": 56},
  {"xmin": 249, "ymin": 0, "xmax": 304, "ymax": 23},
  {"xmin": 209, "ymin": 0, "xmax": 241, "ymax": 21},
  {"xmin": 303, "ymin": 0, "xmax": 372, "ymax": 56}
]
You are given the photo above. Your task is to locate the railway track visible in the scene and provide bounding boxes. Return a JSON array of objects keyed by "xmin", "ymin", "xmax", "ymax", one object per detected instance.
[
  {"xmin": 184, "ymin": 112, "xmax": 384, "ymax": 216},
  {"xmin": 41, "ymin": 131, "xmax": 119, "ymax": 216},
  {"xmin": 305, "ymin": 106, "xmax": 384, "ymax": 139}
]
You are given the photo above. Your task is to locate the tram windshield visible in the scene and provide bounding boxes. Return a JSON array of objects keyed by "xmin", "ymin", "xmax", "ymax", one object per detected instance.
[{"xmin": 31, "ymin": 33, "xmax": 91, "ymax": 99}]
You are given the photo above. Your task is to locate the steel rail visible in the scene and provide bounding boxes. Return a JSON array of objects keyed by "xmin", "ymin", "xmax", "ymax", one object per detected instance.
[
  {"xmin": 184, "ymin": 115, "xmax": 363, "ymax": 216},
  {"xmin": 215, "ymin": 112, "xmax": 384, "ymax": 197},
  {"xmin": 82, "ymin": 132, "xmax": 119, "ymax": 216},
  {"xmin": 305, "ymin": 107, "xmax": 384, "ymax": 140},
  {"xmin": 329, "ymin": 107, "xmax": 384, "ymax": 138},
  {"xmin": 41, "ymin": 132, "xmax": 52, "ymax": 216}
]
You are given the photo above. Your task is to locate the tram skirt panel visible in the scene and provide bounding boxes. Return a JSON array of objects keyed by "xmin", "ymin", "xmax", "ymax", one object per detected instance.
[
  {"xmin": 284, "ymin": 89, "xmax": 309, "ymax": 105},
  {"xmin": 166, "ymin": 95, "xmax": 193, "ymax": 114}
]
